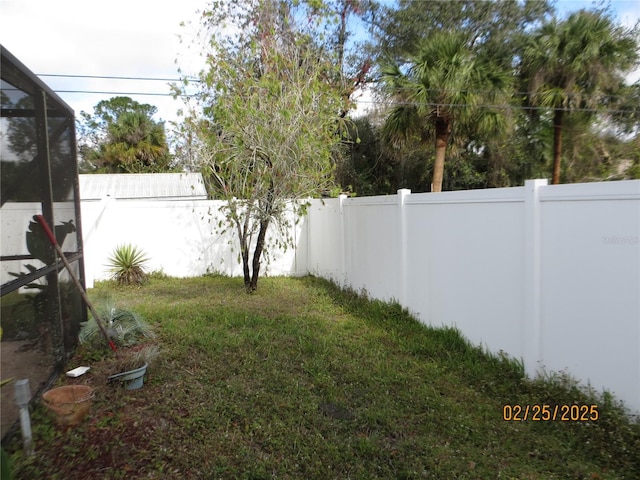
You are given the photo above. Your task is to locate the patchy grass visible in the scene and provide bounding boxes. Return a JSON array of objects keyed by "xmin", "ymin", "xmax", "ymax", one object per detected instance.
[{"xmin": 6, "ymin": 276, "xmax": 640, "ymax": 479}]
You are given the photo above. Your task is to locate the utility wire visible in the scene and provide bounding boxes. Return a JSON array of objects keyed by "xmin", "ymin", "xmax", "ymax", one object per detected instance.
[
  {"xmin": 25, "ymin": 73, "xmax": 199, "ymax": 97},
  {"xmin": 53, "ymin": 90, "xmax": 179, "ymax": 97},
  {"xmin": 42, "ymin": 90, "xmax": 639, "ymax": 112},
  {"xmin": 6, "ymin": 89, "xmax": 634, "ymax": 114},
  {"xmin": 356, "ymin": 99, "xmax": 636, "ymax": 115},
  {"xmin": 372, "ymin": 80, "xmax": 637, "ymax": 102},
  {"xmin": 3, "ymin": 82, "xmax": 635, "ymax": 114},
  {"xmin": 32, "ymin": 73, "xmax": 636, "ymax": 103},
  {"xmin": 36, "ymin": 73, "xmax": 201, "ymax": 82}
]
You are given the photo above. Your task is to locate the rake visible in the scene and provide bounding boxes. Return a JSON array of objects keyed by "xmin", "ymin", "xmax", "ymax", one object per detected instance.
[{"xmin": 35, "ymin": 215, "xmax": 116, "ymax": 352}]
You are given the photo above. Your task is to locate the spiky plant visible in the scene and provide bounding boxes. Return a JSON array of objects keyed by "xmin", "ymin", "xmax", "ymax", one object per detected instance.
[
  {"xmin": 79, "ymin": 295, "xmax": 156, "ymax": 350},
  {"xmin": 106, "ymin": 244, "xmax": 149, "ymax": 285}
]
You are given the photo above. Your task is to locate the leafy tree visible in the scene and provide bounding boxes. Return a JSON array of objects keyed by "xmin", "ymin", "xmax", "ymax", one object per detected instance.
[
  {"xmin": 328, "ymin": 0, "xmax": 377, "ymax": 116},
  {"xmin": 101, "ymin": 111, "xmax": 172, "ymax": 172},
  {"xmin": 374, "ymin": 0, "xmax": 552, "ymax": 65},
  {"xmin": 490, "ymin": 109, "xmax": 552, "ymax": 186},
  {"xmin": 620, "ymin": 133, "xmax": 640, "ymax": 179},
  {"xmin": 335, "ymin": 117, "xmax": 398, "ymax": 195},
  {"xmin": 520, "ymin": 9, "xmax": 639, "ymax": 184},
  {"xmin": 357, "ymin": 1, "xmax": 639, "ymax": 191},
  {"xmin": 365, "ymin": 0, "xmax": 554, "ymax": 192},
  {"xmin": 610, "ymin": 82, "xmax": 640, "ymax": 136},
  {"xmin": 177, "ymin": 0, "xmax": 346, "ymax": 291},
  {"xmin": 336, "ymin": 113, "xmax": 449, "ymax": 195},
  {"xmin": 78, "ymin": 96, "xmax": 172, "ymax": 173},
  {"xmin": 380, "ymin": 31, "xmax": 511, "ymax": 192}
]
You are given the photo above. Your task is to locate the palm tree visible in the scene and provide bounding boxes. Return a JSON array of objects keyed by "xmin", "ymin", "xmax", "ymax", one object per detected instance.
[
  {"xmin": 520, "ymin": 10, "xmax": 638, "ymax": 184},
  {"xmin": 380, "ymin": 31, "xmax": 511, "ymax": 192},
  {"xmin": 103, "ymin": 111, "xmax": 171, "ymax": 172}
]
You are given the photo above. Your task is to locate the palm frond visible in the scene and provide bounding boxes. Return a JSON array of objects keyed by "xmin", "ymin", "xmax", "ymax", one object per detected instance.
[{"xmin": 381, "ymin": 105, "xmax": 422, "ymax": 146}]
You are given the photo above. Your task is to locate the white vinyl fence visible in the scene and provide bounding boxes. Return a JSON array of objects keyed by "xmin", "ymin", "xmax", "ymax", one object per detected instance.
[
  {"xmin": 306, "ymin": 180, "xmax": 640, "ymax": 416},
  {"xmin": 81, "ymin": 197, "xmax": 307, "ymax": 287},
  {"xmin": 78, "ymin": 179, "xmax": 640, "ymax": 415}
]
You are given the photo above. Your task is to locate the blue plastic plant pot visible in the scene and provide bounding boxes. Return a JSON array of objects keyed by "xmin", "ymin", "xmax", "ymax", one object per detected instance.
[{"xmin": 108, "ymin": 363, "xmax": 148, "ymax": 390}]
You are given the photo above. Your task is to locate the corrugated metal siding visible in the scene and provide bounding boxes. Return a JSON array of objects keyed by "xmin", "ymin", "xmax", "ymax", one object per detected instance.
[{"xmin": 79, "ymin": 173, "xmax": 208, "ymax": 200}]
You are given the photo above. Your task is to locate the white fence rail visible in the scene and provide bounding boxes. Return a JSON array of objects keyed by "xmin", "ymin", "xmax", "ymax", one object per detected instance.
[{"xmin": 77, "ymin": 179, "xmax": 640, "ymax": 414}]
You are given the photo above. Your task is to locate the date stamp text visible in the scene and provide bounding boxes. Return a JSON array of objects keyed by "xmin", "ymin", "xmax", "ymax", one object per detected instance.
[{"xmin": 502, "ymin": 404, "xmax": 599, "ymax": 422}]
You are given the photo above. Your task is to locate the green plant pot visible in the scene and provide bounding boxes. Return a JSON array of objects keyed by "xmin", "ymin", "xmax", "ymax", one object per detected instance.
[{"xmin": 108, "ymin": 363, "xmax": 148, "ymax": 390}]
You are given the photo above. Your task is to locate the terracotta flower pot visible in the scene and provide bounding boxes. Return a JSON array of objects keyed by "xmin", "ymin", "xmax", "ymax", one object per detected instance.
[{"xmin": 42, "ymin": 385, "xmax": 94, "ymax": 426}]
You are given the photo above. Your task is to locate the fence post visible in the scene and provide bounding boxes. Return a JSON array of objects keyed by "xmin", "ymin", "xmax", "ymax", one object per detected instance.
[
  {"xmin": 524, "ymin": 179, "xmax": 547, "ymax": 377},
  {"xmin": 398, "ymin": 189, "xmax": 411, "ymax": 306},
  {"xmin": 339, "ymin": 194, "xmax": 348, "ymax": 287}
]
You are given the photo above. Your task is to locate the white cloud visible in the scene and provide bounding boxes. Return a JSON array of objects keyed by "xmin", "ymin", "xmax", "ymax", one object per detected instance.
[{"xmin": 0, "ymin": 0, "xmax": 207, "ymax": 123}]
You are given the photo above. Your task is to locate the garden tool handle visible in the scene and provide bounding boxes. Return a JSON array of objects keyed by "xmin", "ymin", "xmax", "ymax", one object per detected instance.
[
  {"xmin": 35, "ymin": 214, "xmax": 58, "ymax": 246},
  {"xmin": 35, "ymin": 215, "xmax": 117, "ymax": 352}
]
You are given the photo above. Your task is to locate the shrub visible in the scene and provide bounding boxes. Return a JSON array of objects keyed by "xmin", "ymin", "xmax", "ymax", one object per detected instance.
[
  {"xmin": 79, "ymin": 304, "xmax": 155, "ymax": 349},
  {"xmin": 106, "ymin": 244, "xmax": 149, "ymax": 285}
]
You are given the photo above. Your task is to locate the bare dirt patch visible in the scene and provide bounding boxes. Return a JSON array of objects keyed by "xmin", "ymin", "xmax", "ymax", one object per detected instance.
[{"xmin": 1, "ymin": 340, "xmax": 53, "ymax": 438}]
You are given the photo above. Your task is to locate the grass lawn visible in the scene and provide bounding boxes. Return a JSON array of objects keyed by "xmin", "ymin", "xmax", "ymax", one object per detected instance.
[{"xmin": 6, "ymin": 275, "xmax": 640, "ymax": 479}]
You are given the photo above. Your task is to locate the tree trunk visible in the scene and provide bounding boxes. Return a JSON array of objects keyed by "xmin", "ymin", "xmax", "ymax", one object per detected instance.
[
  {"xmin": 236, "ymin": 216, "xmax": 251, "ymax": 288},
  {"xmin": 552, "ymin": 109, "xmax": 564, "ymax": 185},
  {"xmin": 248, "ymin": 218, "xmax": 270, "ymax": 292},
  {"xmin": 432, "ymin": 115, "xmax": 451, "ymax": 193},
  {"xmin": 241, "ymin": 240, "xmax": 251, "ymax": 288}
]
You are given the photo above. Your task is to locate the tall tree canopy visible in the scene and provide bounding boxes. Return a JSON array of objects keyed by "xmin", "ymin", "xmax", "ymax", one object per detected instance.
[
  {"xmin": 78, "ymin": 96, "xmax": 173, "ymax": 173},
  {"xmin": 176, "ymin": 0, "xmax": 347, "ymax": 291},
  {"xmin": 380, "ymin": 31, "xmax": 512, "ymax": 192},
  {"xmin": 374, "ymin": 0, "xmax": 552, "ymax": 63},
  {"xmin": 520, "ymin": 9, "xmax": 639, "ymax": 183},
  {"xmin": 346, "ymin": 0, "xmax": 640, "ymax": 192},
  {"xmin": 365, "ymin": 0, "xmax": 550, "ymax": 192}
]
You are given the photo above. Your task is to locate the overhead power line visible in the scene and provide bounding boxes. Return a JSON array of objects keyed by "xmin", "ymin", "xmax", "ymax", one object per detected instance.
[
  {"xmin": 36, "ymin": 73, "xmax": 636, "ymax": 97},
  {"xmin": 33, "ymin": 90, "xmax": 640, "ymax": 114},
  {"xmin": 5, "ymin": 76, "xmax": 635, "ymax": 114},
  {"xmin": 27, "ymin": 73, "xmax": 200, "ymax": 97},
  {"xmin": 374, "ymin": 83, "xmax": 636, "ymax": 103},
  {"xmin": 53, "ymin": 90, "xmax": 178, "ymax": 97},
  {"xmin": 33, "ymin": 73, "xmax": 635, "ymax": 104},
  {"xmin": 356, "ymin": 99, "xmax": 636, "ymax": 115},
  {"xmin": 37, "ymin": 73, "xmax": 201, "ymax": 82}
]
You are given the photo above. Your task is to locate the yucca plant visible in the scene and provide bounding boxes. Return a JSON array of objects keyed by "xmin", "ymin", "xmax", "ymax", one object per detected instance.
[{"xmin": 106, "ymin": 244, "xmax": 149, "ymax": 285}]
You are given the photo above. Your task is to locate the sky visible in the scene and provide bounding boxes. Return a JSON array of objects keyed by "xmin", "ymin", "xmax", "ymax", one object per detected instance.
[
  {"xmin": 0, "ymin": 0, "xmax": 207, "ymax": 127},
  {"xmin": 1, "ymin": 0, "xmax": 639, "ymax": 127}
]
